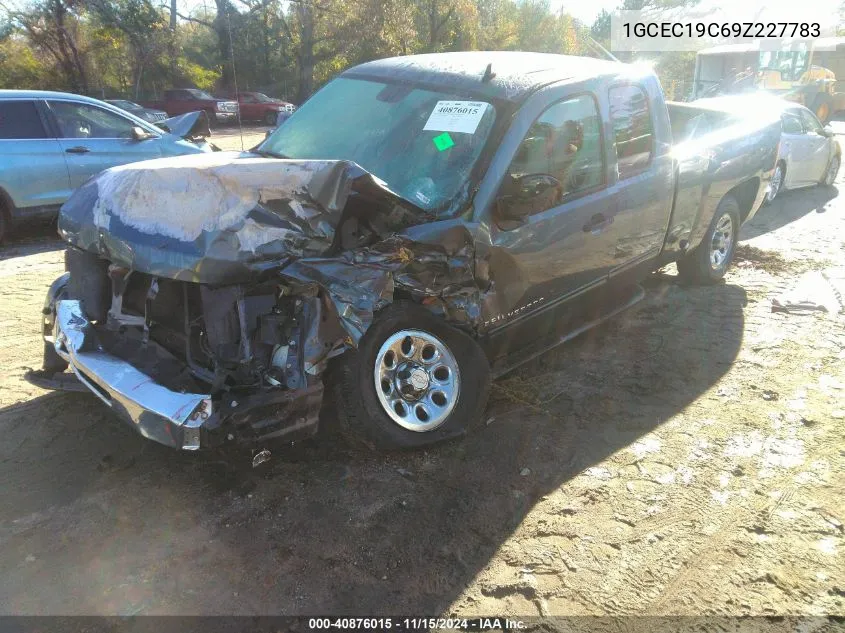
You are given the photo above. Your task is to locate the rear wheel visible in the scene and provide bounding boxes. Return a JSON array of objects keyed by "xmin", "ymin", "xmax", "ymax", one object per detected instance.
[
  {"xmin": 329, "ymin": 301, "xmax": 491, "ymax": 450},
  {"xmin": 676, "ymin": 195, "xmax": 740, "ymax": 285}
]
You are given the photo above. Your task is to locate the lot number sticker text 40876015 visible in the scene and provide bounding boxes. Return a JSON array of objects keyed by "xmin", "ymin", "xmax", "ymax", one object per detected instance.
[{"xmin": 423, "ymin": 101, "xmax": 489, "ymax": 135}]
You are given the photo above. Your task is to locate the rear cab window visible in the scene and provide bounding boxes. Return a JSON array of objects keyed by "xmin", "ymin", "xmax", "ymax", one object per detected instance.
[
  {"xmin": 608, "ymin": 85, "xmax": 654, "ymax": 179},
  {"xmin": 0, "ymin": 101, "xmax": 48, "ymax": 140}
]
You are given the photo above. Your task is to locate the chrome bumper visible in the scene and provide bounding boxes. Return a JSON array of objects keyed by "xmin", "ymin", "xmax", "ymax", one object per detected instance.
[{"xmin": 52, "ymin": 299, "xmax": 212, "ymax": 450}]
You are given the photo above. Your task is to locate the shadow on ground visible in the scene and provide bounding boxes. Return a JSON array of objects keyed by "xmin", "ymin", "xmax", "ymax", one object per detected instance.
[
  {"xmin": 0, "ymin": 275, "xmax": 746, "ymax": 614},
  {"xmin": 0, "ymin": 219, "xmax": 62, "ymax": 261},
  {"xmin": 740, "ymin": 184, "xmax": 837, "ymax": 240}
]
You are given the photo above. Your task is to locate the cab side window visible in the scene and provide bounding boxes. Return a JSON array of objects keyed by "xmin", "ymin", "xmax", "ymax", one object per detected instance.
[
  {"xmin": 498, "ymin": 94, "xmax": 604, "ymax": 217},
  {"xmin": 609, "ymin": 84, "xmax": 654, "ymax": 179}
]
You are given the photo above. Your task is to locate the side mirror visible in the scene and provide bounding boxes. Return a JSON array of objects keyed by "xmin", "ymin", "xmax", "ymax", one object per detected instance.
[
  {"xmin": 265, "ymin": 130, "xmax": 272, "ymax": 139},
  {"xmin": 496, "ymin": 173, "xmax": 562, "ymax": 225},
  {"xmin": 131, "ymin": 126, "xmax": 153, "ymax": 141},
  {"xmin": 823, "ymin": 125, "xmax": 835, "ymax": 138}
]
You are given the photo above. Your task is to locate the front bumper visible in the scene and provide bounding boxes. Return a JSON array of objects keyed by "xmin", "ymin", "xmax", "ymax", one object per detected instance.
[
  {"xmin": 52, "ymin": 299, "xmax": 213, "ymax": 450},
  {"xmin": 37, "ymin": 292, "xmax": 324, "ymax": 451}
]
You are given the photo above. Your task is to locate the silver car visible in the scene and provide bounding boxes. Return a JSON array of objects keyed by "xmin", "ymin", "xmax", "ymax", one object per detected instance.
[
  {"xmin": 691, "ymin": 96, "xmax": 841, "ymax": 204},
  {"xmin": 766, "ymin": 103, "xmax": 840, "ymax": 203}
]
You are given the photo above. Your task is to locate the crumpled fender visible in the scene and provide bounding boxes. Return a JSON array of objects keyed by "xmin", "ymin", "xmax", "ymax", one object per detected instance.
[{"xmin": 57, "ymin": 152, "xmax": 488, "ymax": 361}]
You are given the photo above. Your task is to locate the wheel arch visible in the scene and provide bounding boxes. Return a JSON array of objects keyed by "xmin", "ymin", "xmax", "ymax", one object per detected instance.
[{"xmin": 727, "ymin": 176, "xmax": 762, "ymax": 223}]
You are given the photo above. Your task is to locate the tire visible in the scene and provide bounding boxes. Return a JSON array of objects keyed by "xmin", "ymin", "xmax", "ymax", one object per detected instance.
[
  {"xmin": 42, "ymin": 340, "xmax": 68, "ymax": 374},
  {"xmin": 0, "ymin": 205, "xmax": 8, "ymax": 244},
  {"xmin": 821, "ymin": 153, "xmax": 840, "ymax": 186},
  {"xmin": 676, "ymin": 195, "xmax": 740, "ymax": 285},
  {"xmin": 329, "ymin": 301, "xmax": 491, "ymax": 450},
  {"xmin": 264, "ymin": 111, "xmax": 277, "ymax": 126},
  {"xmin": 206, "ymin": 110, "xmax": 219, "ymax": 128},
  {"xmin": 764, "ymin": 162, "xmax": 784, "ymax": 205}
]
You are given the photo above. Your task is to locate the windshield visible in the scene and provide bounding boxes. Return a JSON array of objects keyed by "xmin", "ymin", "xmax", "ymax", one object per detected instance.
[
  {"xmin": 259, "ymin": 77, "xmax": 496, "ymax": 211},
  {"xmin": 254, "ymin": 93, "xmax": 275, "ymax": 103},
  {"xmin": 187, "ymin": 89, "xmax": 215, "ymax": 100}
]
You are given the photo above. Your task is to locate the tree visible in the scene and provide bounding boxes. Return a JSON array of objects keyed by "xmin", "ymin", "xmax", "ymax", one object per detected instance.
[
  {"xmin": 89, "ymin": 0, "xmax": 173, "ymax": 97},
  {"xmin": 2, "ymin": 0, "xmax": 90, "ymax": 92}
]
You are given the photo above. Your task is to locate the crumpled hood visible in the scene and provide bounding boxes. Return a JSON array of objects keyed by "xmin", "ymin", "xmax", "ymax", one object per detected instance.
[{"xmin": 58, "ymin": 152, "xmax": 422, "ymax": 284}]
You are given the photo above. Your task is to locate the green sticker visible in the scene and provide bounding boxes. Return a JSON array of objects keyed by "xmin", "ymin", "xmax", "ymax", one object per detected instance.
[{"xmin": 432, "ymin": 132, "xmax": 455, "ymax": 152}]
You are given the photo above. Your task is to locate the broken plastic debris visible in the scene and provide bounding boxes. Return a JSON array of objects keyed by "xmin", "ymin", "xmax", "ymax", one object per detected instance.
[
  {"xmin": 252, "ymin": 448, "xmax": 272, "ymax": 467},
  {"xmin": 771, "ymin": 271, "xmax": 843, "ymax": 314}
]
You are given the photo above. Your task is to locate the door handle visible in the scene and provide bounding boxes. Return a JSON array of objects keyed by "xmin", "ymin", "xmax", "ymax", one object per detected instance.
[
  {"xmin": 65, "ymin": 146, "xmax": 90, "ymax": 154},
  {"xmin": 583, "ymin": 213, "xmax": 612, "ymax": 234}
]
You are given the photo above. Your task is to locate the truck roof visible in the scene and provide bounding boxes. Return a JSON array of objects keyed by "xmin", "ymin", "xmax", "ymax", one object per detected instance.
[{"xmin": 342, "ymin": 51, "xmax": 627, "ymax": 103}]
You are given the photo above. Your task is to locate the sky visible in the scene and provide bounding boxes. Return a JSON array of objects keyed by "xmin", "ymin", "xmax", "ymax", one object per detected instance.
[{"xmin": 552, "ymin": 0, "xmax": 619, "ymax": 26}]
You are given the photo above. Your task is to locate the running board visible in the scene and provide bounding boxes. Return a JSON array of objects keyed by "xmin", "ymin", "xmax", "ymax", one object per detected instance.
[{"xmin": 490, "ymin": 283, "xmax": 646, "ymax": 378}]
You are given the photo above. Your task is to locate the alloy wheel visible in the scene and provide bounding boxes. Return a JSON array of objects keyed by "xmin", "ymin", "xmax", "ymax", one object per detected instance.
[
  {"xmin": 710, "ymin": 213, "xmax": 734, "ymax": 271},
  {"xmin": 374, "ymin": 329, "xmax": 460, "ymax": 432}
]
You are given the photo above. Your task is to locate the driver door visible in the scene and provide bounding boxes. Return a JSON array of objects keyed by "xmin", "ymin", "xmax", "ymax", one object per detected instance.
[
  {"xmin": 47, "ymin": 100, "xmax": 163, "ymax": 188},
  {"xmin": 488, "ymin": 93, "xmax": 617, "ymax": 312}
]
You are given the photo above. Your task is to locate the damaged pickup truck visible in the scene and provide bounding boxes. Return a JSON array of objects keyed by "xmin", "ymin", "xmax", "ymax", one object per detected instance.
[{"xmin": 29, "ymin": 52, "xmax": 781, "ymax": 451}]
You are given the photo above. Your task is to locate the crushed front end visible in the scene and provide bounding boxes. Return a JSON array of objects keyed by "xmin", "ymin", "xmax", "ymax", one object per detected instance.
[
  {"xmin": 39, "ymin": 248, "xmax": 329, "ymax": 449},
  {"xmin": 30, "ymin": 152, "xmax": 483, "ymax": 449}
]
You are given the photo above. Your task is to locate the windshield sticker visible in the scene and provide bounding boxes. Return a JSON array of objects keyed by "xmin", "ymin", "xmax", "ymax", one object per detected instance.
[
  {"xmin": 432, "ymin": 132, "xmax": 455, "ymax": 152},
  {"xmin": 424, "ymin": 101, "xmax": 489, "ymax": 134}
]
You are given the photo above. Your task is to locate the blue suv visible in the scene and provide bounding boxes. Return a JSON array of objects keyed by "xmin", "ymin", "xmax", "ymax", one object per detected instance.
[{"xmin": 0, "ymin": 90, "xmax": 214, "ymax": 242}]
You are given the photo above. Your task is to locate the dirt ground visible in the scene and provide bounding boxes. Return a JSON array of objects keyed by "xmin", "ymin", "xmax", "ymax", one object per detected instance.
[{"xmin": 0, "ymin": 144, "xmax": 843, "ymax": 618}]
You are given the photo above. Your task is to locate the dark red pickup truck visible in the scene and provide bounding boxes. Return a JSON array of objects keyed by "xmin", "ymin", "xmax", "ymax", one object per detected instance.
[
  {"xmin": 230, "ymin": 91, "xmax": 296, "ymax": 125},
  {"xmin": 142, "ymin": 89, "xmax": 239, "ymax": 125}
]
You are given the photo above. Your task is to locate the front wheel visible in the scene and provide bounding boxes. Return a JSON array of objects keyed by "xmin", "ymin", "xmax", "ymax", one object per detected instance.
[
  {"xmin": 676, "ymin": 195, "xmax": 740, "ymax": 285},
  {"xmin": 264, "ymin": 111, "xmax": 278, "ymax": 126},
  {"xmin": 764, "ymin": 162, "xmax": 784, "ymax": 205},
  {"xmin": 329, "ymin": 302, "xmax": 491, "ymax": 450}
]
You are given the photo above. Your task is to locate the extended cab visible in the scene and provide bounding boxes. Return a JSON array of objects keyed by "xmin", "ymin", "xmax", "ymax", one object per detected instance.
[
  {"xmin": 142, "ymin": 89, "xmax": 239, "ymax": 125},
  {"xmin": 32, "ymin": 52, "xmax": 778, "ymax": 452}
]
